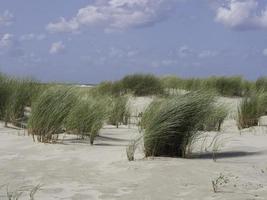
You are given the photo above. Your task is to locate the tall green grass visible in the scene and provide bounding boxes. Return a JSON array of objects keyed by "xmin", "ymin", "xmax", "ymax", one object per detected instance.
[
  {"xmin": 256, "ymin": 77, "xmax": 267, "ymax": 92},
  {"xmin": 92, "ymin": 81, "xmax": 123, "ymax": 96},
  {"xmin": 0, "ymin": 74, "xmax": 40, "ymax": 126},
  {"xmin": 4, "ymin": 79, "xmax": 40, "ymax": 125},
  {"xmin": 161, "ymin": 75, "xmax": 255, "ymax": 97},
  {"xmin": 65, "ymin": 96, "xmax": 107, "ymax": 144},
  {"xmin": 201, "ymin": 105, "xmax": 228, "ymax": 131},
  {"xmin": 108, "ymin": 96, "xmax": 130, "ymax": 128},
  {"xmin": 0, "ymin": 74, "xmax": 10, "ymax": 119},
  {"xmin": 142, "ymin": 91, "xmax": 215, "ymax": 157},
  {"xmin": 238, "ymin": 92, "xmax": 267, "ymax": 129},
  {"xmin": 28, "ymin": 86, "xmax": 77, "ymax": 142}
]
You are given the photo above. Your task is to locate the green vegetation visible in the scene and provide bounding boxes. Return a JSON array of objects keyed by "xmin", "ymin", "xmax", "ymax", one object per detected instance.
[
  {"xmin": 92, "ymin": 81, "xmax": 123, "ymax": 96},
  {"xmin": 238, "ymin": 92, "xmax": 267, "ymax": 129},
  {"xmin": 1, "ymin": 72, "xmax": 267, "ymax": 150},
  {"xmin": 256, "ymin": 77, "xmax": 267, "ymax": 92},
  {"xmin": 161, "ymin": 75, "xmax": 253, "ymax": 97},
  {"xmin": 65, "ymin": 96, "xmax": 107, "ymax": 144},
  {"xmin": 201, "ymin": 105, "xmax": 228, "ymax": 131},
  {"xmin": 108, "ymin": 96, "xmax": 130, "ymax": 128},
  {"xmin": 28, "ymin": 86, "xmax": 77, "ymax": 142},
  {"xmin": 94, "ymin": 74, "xmax": 164, "ymax": 97},
  {"xmin": 4, "ymin": 79, "xmax": 40, "ymax": 126},
  {"xmin": 121, "ymin": 74, "xmax": 164, "ymax": 96},
  {"xmin": 0, "ymin": 74, "xmax": 10, "ymax": 120},
  {"xmin": 92, "ymin": 74, "xmax": 267, "ymax": 97},
  {"xmin": 142, "ymin": 91, "xmax": 215, "ymax": 157},
  {"xmin": 0, "ymin": 73, "xmax": 40, "ymax": 127}
]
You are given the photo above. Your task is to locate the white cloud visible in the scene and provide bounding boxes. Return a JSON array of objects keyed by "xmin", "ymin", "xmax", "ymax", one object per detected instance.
[
  {"xmin": 46, "ymin": 0, "xmax": 178, "ymax": 33},
  {"xmin": 0, "ymin": 33, "xmax": 25, "ymax": 58},
  {"xmin": 0, "ymin": 33, "xmax": 14, "ymax": 48},
  {"xmin": 198, "ymin": 50, "xmax": 218, "ymax": 58},
  {"xmin": 263, "ymin": 48, "xmax": 267, "ymax": 56},
  {"xmin": 0, "ymin": 10, "xmax": 13, "ymax": 26},
  {"xmin": 178, "ymin": 45, "xmax": 194, "ymax": 58},
  {"xmin": 19, "ymin": 33, "xmax": 46, "ymax": 41},
  {"xmin": 49, "ymin": 41, "xmax": 66, "ymax": 55},
  {"xmin": 215, "ymin": 0, "xmax": 267, "ymax": 30}
]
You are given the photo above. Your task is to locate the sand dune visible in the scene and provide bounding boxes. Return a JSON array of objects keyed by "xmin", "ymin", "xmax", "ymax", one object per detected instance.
[{"xmin": 0, "ymin": 97, "xmax": 267, "ymax": 200}]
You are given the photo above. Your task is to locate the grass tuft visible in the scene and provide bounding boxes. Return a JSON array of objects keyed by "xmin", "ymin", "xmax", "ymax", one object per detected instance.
[
  {"xmin": 108, "ymin": 96, "xmax": 130, "ymax": 128},
  {"xmin": 65, "ymin": 96, "xmax": 107, "ymax": 144},
  {"xmin": 237, "ymin": 91, "xmax": 267, "ymax": 129},
  {"xmin": 142, "ymin": 91, "xmax": 215, "ymax": 157},
  {"xmin": 28, "ymin": 86, "xmax": 77, "ymax": 142}
]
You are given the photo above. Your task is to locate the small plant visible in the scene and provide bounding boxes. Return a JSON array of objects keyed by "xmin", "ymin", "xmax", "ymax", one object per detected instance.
[
  {"xmin": 126, "ymin": 136, "xmax": 142, "ymax": 161},
  {"xmin": 29, "ymin": 184, "xmax": 42, "ymax": 200},
  {"xmin": 1, "ymin": 184, "xmax": 41, "ymax": 200},
  {"xmin": 212, "ymin": 173, "xmax": 229, "ymax": 193},
  {"xmin": 210, "ymin": 133, "xmax": 225, "ymax": 162}
]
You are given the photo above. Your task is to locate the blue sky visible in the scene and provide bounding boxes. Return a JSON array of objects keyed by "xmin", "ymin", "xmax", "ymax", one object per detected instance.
[{"xmin": 0, "ymin": 0, "xmax": 267, "ymax": 83}]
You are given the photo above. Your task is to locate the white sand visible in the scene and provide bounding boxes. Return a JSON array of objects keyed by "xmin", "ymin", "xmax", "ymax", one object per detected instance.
[{"xmin": 0, "ymin": 97, "xmax": 267, "ymax": 200}]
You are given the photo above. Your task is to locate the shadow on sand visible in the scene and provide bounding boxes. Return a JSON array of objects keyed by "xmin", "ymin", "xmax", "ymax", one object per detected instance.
[
  {"xmin": 59, "ymin": 135, "xmax": 130, "ymax": 146},
  {"xmin": 190, "ymin": 150, "xmax": 266, "ymax": 159}
]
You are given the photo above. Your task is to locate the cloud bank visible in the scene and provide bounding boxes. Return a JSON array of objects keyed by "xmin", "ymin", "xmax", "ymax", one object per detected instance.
[
  {"xmin": 215, "ymin": 0, "xmax": 267, "ymax": 30},
  {"xmin": 46, "ymin": 0, "xmax": 178, "ymax": 33}
]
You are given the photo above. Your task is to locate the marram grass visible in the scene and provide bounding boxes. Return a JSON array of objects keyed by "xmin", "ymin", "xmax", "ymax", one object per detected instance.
[
  {"xmin": 28, "ymin": 86, "xmax": 77, "ymax": 142},
  {"xmin": 108, "ymin": 96, "xmax": 130, "ymax": 128},
  {"xmin": 142, "ymin": 91, "xmax": 215, "ymax": 157},
  {"xmin": 4, "ymin": 78, "xmax": 40, "ymax": 125},
  {"xmin": 201, "ymin": 104, "xmax": 228, "ymax": 132},
  {"xmin": 238, "ymin": 91, "xmax": 267, "ymax": 129},
  {"xmin": 0, "ymin": 74, "xmax": 40, "ymax": 126},
  {"xmin": 65, "ymin": 96, "xmax": 108, "ymax": 144}
]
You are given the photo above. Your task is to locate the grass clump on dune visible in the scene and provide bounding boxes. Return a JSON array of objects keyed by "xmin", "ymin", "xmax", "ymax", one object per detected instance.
[
  {"xmin": 0, "ymin": 74, "xmax": 40, "ymax": 127},
  {"xmin": 121, "ymin": 74, "xmax": 164, "ymax": 96},
  {"xmin": 142, "ymin": 91, "xmax": 215, "ymax": 157},
  {"xmin": 92, "ymin": 81, "xmax": 123, "ymax": 96},
  {"xmin": 108, "ymin": 96, "xmax": 130, "ymax": 128},
  {"xmin": 65, "ymin": 96, "xmax": 107, "ymax": 144},
  {"xmin": 256, "ymin": 77, "xmax": 267, "ymax": 92},
  {"xmin": 238, "ymin": 92, "xmax": 267, "ymax": 129},
  {"xmin": 0, "ymin": 74, "xmax": 10, "ymax": 120},
  {"xmin": 4, "ymin": 79, "xmax": 40, "ymax": 126},
  {"xmin": 28, "ymin": 86, "xmax": 77, "ymax": 143},
  {"xmin": 139, "ymin": 98, "xmax": 164, "ymax": 131},
  {"xmin": 201, "ymin": 105, "xmax": 228, "ymax": 131}
]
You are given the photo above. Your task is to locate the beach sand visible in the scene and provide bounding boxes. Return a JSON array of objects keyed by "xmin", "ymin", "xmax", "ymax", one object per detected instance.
[{"xmin": 0, "ymin": 97, "xmax": 267, "ymax": 200}]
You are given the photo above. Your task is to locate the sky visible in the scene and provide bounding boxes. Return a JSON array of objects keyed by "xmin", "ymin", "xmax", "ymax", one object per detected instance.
[{"xmin": 0, "ymin": 0, "xmax": 267, "ymax": 84}]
